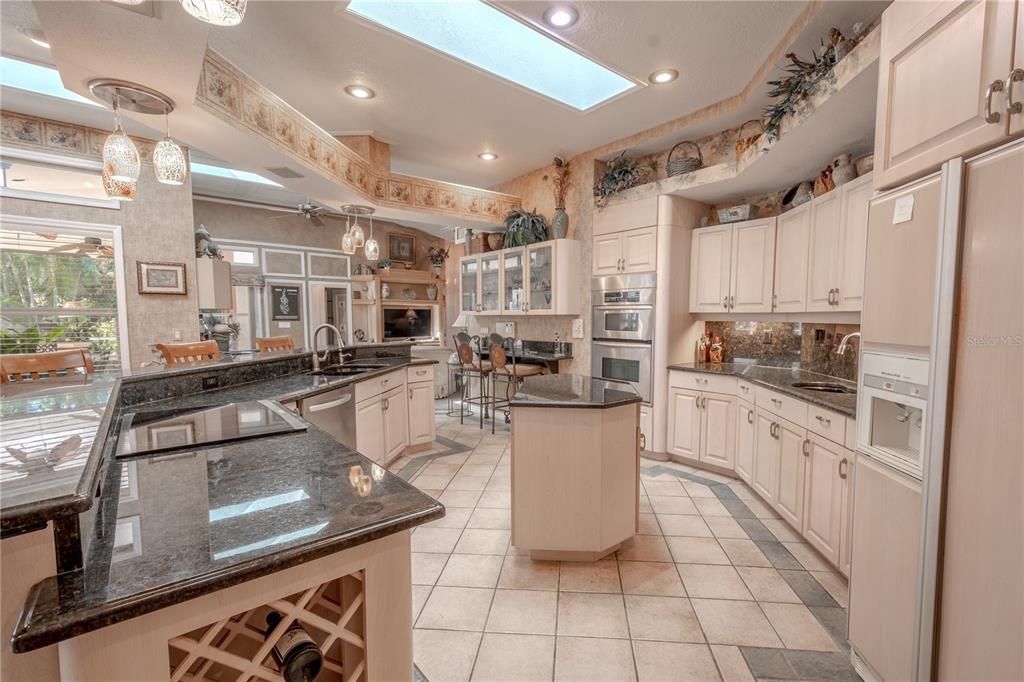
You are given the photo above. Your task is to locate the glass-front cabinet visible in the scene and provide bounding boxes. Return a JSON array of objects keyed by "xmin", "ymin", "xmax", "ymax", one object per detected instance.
[
  {"xmin": 460, "ymin": 258, "xmax": 478, "ymax": 313},
  {"xmin": 526, "ymin": 243, "xmax": 554, "ymax": 314},
  {"xmin": 479, "ymin": 253, "xmax": 501, "ymax": 313},
  {"xmin": 501, "ymin": 249, "xmax": 525, "ymax": 313},
  {"xmin": 458, "ymin": 239, "xmax": 580, "ymax": 316}
]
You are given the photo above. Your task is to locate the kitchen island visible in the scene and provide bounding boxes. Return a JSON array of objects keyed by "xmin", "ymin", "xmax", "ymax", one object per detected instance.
[{"xmin": 509, "ymin": 374, "xmax": 641, "ymax": 561}]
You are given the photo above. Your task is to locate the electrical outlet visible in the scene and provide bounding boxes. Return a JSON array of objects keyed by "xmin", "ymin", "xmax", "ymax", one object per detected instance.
[
  {"xmin": 762, "ymin": 330, "xmax": 773, "ymax": 344},
  {"xmin": 202, "ymin": 376, "xmax": 219, "ymax": 390},
  {"xmin": 173, "ymin": 329, "xmax": 182, "ymax": 341},
  {"xmin": 814, "ymin": 328, "xmax": 826, "ymax": 342},
  {"xmin": 572, "ymin": 318, "xmax": 584, "ymax": 339}
]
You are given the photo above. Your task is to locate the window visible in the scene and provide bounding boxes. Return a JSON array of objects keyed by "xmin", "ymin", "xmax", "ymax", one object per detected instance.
[{"xmin": 0, "ymin": 227, "xmax": 124, "ymax": 372}]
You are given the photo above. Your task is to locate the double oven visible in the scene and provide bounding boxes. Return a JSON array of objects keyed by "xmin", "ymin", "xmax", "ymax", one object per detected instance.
[{"xmin": 591, "ymin": 273, "xmax": 655, "ymax": 403}]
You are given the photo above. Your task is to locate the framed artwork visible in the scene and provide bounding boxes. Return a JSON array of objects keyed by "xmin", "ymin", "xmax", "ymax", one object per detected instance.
[
  {"xmin": 137, "ymin": 261, "xmax": 187, "ymax": 295},
  {"xmin": 270, "ymin": 285, "xmax": 302, "ymax": 321},
  {"xmin": 388, "ymin": 233, "xmax": 416, "ymax": 264}
]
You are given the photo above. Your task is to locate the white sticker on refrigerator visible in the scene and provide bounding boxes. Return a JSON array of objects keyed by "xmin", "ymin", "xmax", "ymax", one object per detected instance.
[{"xmin": 893, "ymin": 194, "xmax": 914, "ymax": 224}]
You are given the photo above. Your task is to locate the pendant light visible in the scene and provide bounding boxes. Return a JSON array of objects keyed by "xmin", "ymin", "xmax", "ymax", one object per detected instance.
[
  {"xmin": 153, "ymin": 112, "xmax": 187, "ymax": 186},
  {"xmin": 352, "ymin": 215, "xmax": 365, "ymax": 248},
  {"xmin": 180, "ymin": 0, "xmax": 247, "ymax": 26},
  {"xmin": 101, "ymin": 166, "xmax": 136, "ymax": 201},
  {"xmin": 102, "ymin": 95, "xmax": 140, "ymax": 187},
  {"xmin": 341, "ymin": 215, "xmax": 356, "ymax": 255},
  {"xmin": 364, "ymin": 212, "xmax": 380, "ymax": 262}
]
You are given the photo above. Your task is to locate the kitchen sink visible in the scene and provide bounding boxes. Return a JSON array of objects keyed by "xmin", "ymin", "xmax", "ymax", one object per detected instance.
[
  {"xmin": 310, "ymin": 365, "xmax": 373, "ymax": 377},
  {"xmin": 791, "ymin": 381, "xmax": 856, "ymax": 394},
  {"xmin": 342, "ymin": 361, "xmax": 393, "ymax": 369}
]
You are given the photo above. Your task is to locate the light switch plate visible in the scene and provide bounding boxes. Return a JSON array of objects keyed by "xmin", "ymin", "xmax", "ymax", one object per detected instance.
[
  {"xmin": 572, "ymin": 318, "xmax": 584, "ymax": 339},
  {"xmin": 496, "ymin": 321, "xmax": 516, "ymax": 338}
]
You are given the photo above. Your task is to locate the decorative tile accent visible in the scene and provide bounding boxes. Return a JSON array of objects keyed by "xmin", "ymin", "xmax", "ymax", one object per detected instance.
[{"xmin": 1, "ymin": 110, "xmax": 160, "ymax": 166}]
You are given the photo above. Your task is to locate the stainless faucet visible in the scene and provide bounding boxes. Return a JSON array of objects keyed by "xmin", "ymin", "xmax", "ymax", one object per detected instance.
[
  {"xmin": 311, "ymin": 323, "xmax": 345, "ymax": 372},
  {"xmin": 836, "ymin": 331, "xmax": 861, "ymax": 355}
]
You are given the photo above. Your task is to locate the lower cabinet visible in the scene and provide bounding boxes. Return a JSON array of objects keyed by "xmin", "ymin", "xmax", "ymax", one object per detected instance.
[
  {"xmin": 639, "ymin": 405, "xmax": 652, "ymax": 453},
  {"xmin": 667, "ymin": 388, "xmax": 735, "ymax": 467},
  {"xmin": 802, "ymin": 433, "xmax": 846, "ymax": 566},
  {"xmin": 735, "ymin": 399, "xmax": 756, "ymax": 484},
  {"xmin": 407, "ymin": 379, "xmax": 436, "ymax": 446},
  {"xmin": 774, "ymin": 418, "xmax": 807, "ymax": 529},
  {"xmin": 752, "ymin": 409, "xmax": 779, "ymax": 504},
  {"xmin": 355, "ymin": 395, "xmax": 386, "ymax": 464},
  {"xmin": 667, "ymin": 388, "xmax": 701, "ymax": 459},
  {"xmin": 382, "ymin": 385, "xmax": 409, "ymax": 462},
  {"xmin": 353, "ymin": 368, "xmax": 436, "ymax": 464}
]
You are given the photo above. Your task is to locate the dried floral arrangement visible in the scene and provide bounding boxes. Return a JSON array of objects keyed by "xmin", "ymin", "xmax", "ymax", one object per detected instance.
[
  {"xmin": 550, "ymin": 156, "xmax": 571, "ymax": 209},
  {"xmin": 425, "ymin": 245, "xmax": 450, "ymax": 266},
  {"xmin": 594, "ymin": 151, "xmax": 653, "ymax": 206}
]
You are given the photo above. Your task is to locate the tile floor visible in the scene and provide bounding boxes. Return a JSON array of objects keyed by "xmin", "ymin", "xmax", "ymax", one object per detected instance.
[{"xmin": 394, "ymin": 405, "xmax": 858, "ymax": 681}]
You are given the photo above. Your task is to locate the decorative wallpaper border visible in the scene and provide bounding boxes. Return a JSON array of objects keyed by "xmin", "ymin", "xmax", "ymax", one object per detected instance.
[
  {"xmin": 0, "ymin": 110, "xmax": 164, "ymax": 164},
  {"xmin": 195, "ymin": 49, "xmax": 520, "ymax": 224}
]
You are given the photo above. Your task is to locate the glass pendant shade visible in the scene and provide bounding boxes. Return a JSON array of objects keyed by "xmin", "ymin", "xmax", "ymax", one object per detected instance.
[
  {"xmin": 352, "ymin": 221, "xmax": 365, "ymax": 248},
  {"xmin": 102, "ymin": 126, "xmax": 140, "ymax": 184},
  {"xmin": 102, "ymin": 167, "xmax": 136, "ymax": 201},
  {"xmin": 341, "ymin": 230, "xmax": 356, "ymax": 255},
  {"xmin": 180, "ymin": 0, "xmax": 247, "ymax": 26},
  {"xmin": 153, "ymin": 137, "xmax": 187, "ymax": 186},
  {"xmin": 364, "ymin": 237, "xmax": 380, "ymax": 262}
]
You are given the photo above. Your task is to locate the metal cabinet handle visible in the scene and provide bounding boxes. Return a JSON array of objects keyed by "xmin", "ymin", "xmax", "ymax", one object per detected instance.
[
  {"xmin": 382, "ymin": 397, "xmax": 389, "ymax": 411},
  {"xmin": 815, "ymin": 414, "xmax": 831, "ymax": 427},
  {"xmin": 802, "ymin": 437, "xmax": 810, "ymax": 456},
  {"xmin": 833, "ymin": 288, "xmax": 840, "ymax": 306},
  {"xmin": 839, "ymin": 458, "xmax": 848, "ymax": 479},
  {"xmin": 729, "ymin": 295, "xmax": 735, "ymax": 309},
  {"xmin": 827, "ymin": 288, "xmax": 834, "ymax": 305},
  {"xmin": 740, "ymin": 384, "xmax": 749, "ymax": 393},
  {"xmin": 1007, "ymin": 68, "xmax": 1024, "ymax": 116},
  {"xmin": 409, "ymin": 388, "xmax": 413, "ymax": 401},
  {"xmin": 772, "ymin": 293, "xmax": 778, "ymax": 311},
  {"xmin": 985, "ymin": 79, "xmax": 1005, "ymax": 124},
  {"xmin": 702, "ymin": 396, "xmax": 707, "ymax": 409},
  {"xmin": 723, "ymin": 295, "xmax": 729, "ymax": 309},
  {"xmin": 639, "ymin": 432, "xmax": 646, "ymax": 450},
  {"xmin": 746, "ymin": 409, "xmax": 754, "ymax": 425},
  {"xmin": 770, "ymin": 398, "xmax": 782, "ymax": 406},
  {"xmin": 382, "ymin": 378, "xmax": 390, "ymax": 386}
]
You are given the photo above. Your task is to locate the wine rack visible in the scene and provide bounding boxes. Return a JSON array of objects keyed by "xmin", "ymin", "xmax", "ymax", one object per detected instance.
[{"xmin": 168, "ymin": 570, "xmax": 366, "ymax": 682}]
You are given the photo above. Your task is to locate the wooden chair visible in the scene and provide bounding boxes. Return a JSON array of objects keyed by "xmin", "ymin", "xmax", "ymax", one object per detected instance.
[
  {"xmin": 452, "ymin": 333, "xmax": 492, "ymax": 429},
  {"xmin": 0, "ymin": 348, "xmax": 95, "ymax": 384},
  {"xmin": 155, "ymin": 340, "xmax": 222, "ymax": 365},
  {"xmin": 487, "ymin": 334, "xmax": 545, "ymax": 433},
  {"xmin": 255, "ymin": 335, "xmax": 294, "ymax": 353}
]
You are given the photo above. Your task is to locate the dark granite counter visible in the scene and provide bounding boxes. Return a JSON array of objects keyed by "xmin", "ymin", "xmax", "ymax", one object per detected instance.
[
  {"xmin": 510, "ymin": 374, "xmax": 640, "ymax": 409},
  {"xmin": 667, "ymin": 361, "xmax": 857, "ymax": 417}
]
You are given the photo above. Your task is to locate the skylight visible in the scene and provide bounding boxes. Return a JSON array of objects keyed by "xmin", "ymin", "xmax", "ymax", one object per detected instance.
[
  {"xmin": 190, "ymin": 162, "xmax": 282, "ymax": 187},
  {"xmin": 346, "ymin": 0, "xmax": 637, "ymax": 111},
  {"xmin": 0, "ymin": 57, "xmax": 100, "ymax": 107}
]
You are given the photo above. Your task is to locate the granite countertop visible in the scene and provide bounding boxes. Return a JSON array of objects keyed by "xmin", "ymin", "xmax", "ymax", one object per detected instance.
[
  {"xmin": 667, "ymin": 362, "xmax": 857, "ymax": 417},
  {"xmin": 510, "ymin": 374, "xmax": 641, "ymax": 409}
]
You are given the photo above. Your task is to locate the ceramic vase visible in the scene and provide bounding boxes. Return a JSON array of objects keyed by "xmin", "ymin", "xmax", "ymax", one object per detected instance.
[
  {"xmin": 552, "ymin": 208, "xmax": 569, "ymax": 239},
  {"xmin": 381, "ymin": 283, "xmax": 391, "ymax": 299},
  {"xmin": 487, "ymin": 233, "xmax": 503, "ymax": 250},
  {"xmin": 832, "ymin": 153, "xmax": 858, "ymax": 186},
  {"xmin": 426, "ymin": 283, "xmax": 438, "ymax": 301}
]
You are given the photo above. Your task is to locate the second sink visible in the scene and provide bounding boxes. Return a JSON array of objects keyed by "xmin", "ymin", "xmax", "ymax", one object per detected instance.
[{"xmin": 791, "ymin": 381, "xmax": 856, "ymax": 394}]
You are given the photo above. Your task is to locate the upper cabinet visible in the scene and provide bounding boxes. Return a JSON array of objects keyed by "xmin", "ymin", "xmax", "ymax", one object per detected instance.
[
  {"xmin": 773, "ymin": 204, "xmax": 811, "ymax": 313},
  {"xmin": 806, "ymin": 173, "xmax": 874, "ymax": 312},
  {"xmin": 460, "ymin": 239, "xmax": 580, "ymax": 316},
  {"xmin": 874, "ymin": 0, "xmax": 1022, "ymax": 189},
  {"xmin": 689, "ymin": 224, "xmax": 733, "ymax": 313},
  {"xmin": 690, "ymin": 218, "xmax": 775, "ymax": 314},
  {"xmin": 593, "ymin": 226, "xmax": 657, "ymax": 275}
]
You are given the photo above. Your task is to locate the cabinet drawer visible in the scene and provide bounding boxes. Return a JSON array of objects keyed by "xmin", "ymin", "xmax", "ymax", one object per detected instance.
[
  {"xmin": 669, "ymin": 370, "xmax": 737, "ymax": 395},
  {"xmin": 807, "ymin": 404, "xmax": 846, "ymax": 445},
  {"xmin": 755, "ymin": 387, "xmax": 807, "ymax": 428},
  {"xmin": 355, "ymin": 370, "xmax": 405, "ymax": 403},
  {"xmin": 406, "ymin": 365, "xmax": 434, "ymax": 384},
  {"xmin": 736, "ymin": 379, "xmax": 756, "ymax": 402}
]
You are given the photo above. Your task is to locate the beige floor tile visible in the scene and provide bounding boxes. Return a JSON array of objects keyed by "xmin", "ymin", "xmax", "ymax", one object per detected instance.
[
  {"xmin": 666, "ymin": 536, "xmax": 731, "ymax": 565},
  {"xmin": 418, "ymin": 488, "xmax": 444, "ymax": 499},
  {"xmin": 690, "ymin": 599, "xmax": 783, "ymax": 648},
  {"xmin": 434, "ymin": 452, "xmax": 471, "ymax": 465},
  {"xmin": 498, "ymin": 555, "xmax": 560, "ymax": 591},
  {"xmin": 484, "ymin": 478, "xmax": 511, "ymax": 493},
  {"xmin": 448, "ymin": 474, "xmax": 490, "ymax": 491},
  {"xmin": 417, "ymin": 586, "xmax": 494, "ymax": 631},
  {"xmin": 414, "ymin": 473, "xmax": 455, "ymax": 490},
  {"xmin": 467, "ymin": 506, "xmax": 511, "ymax": 530},
  {"xmin": 760, "ymin": 602, "xmax": 839, "ymax": 651},
  {"xmin": 412, "ymin": 552, "xmax": 449, "ymax": 585},
  {"xmin": 638, "ymin": 496, "xmax": 653, "ymax": 513},
  {"xmin": 413, "ymin": 628, "xmax": 481, "ymax": 682},
  {"xmin": 624, "ymin": 595, "xmax": 705, "ymax": 643},
  {"xmin": 425, "ymin": 506, "xmax": 473, "ymax": 529},
  {"xmin": 742, "ymin": 496, "xmax": 780, "ymax": 519},
  {"xmin": 476, "ymin": 490, "xmax": 511, "ymax": 508},
  {"xmin": 811, "ymin": 569, "xmax": 850, "ymax": 608},
  {"xmin": 683, "ymin": 481, "xmax": 718, "ymax": 498},
  {"xmin": 782, "ymin": 541, "xmax": 834, "ymax": 572},
  {"xmin": 643, "ymin": 480, "xmax": 688, "ymax": 497},
  {"xmin": 555, "ymin": 636, "xmax": 636, "ymax": 681},
  {"xmin": 438, "ymin": 554, "xmax": 505, "ymax": 588},
  {"xmin": 637, "ymin": 513, "xmax": 662, "ymax": 535},
  {"xmin": 412, "ymin": 585, "xmax": 431, "ymax": 621},
  {"xmin": 412, "ymin": 527, "xmax": 463, "ymax": 554},
  {"xmin": 704, "ymin": 515, "xmax": 749, "ymax": 539},
  {"xmin": 617, "ymin": 534, "xmax": 674, "ymax": 562},
  {"xmin": 761, "ymin": 518, "xmax": 803, "ymax": 543},
  {"xmin": 710, "ymin": 644, "xmax": 755, "ymax": 682},
  {"xmin": 485, "ymin": 589, "xmax": 558, "ymax": 635},
  {"xmin": 619, "ymin": 561, "xmax": 686, "ymax": 597},
  {"xmin": 728, "ymin": 483, "xmax": 757, "ymax": 500},
  {"xmin": 471, "ymin": 633, "xmax": 555, "ymax": 682},
  {"xmin": 455, "ymin": 529, "xmax": 511, "ymax": 555},
  {"xmin": 439, "ymin": 489, "xmax": 484, "ymax": 508},
  {"xmin": 677, "ymin": 563, "xmax": 753, "ymax": 600},
  {"xmin": 641, "ymin": 469, "xmax": 680, "ymax": 482},
  {"xmin": 559, "ymin": 558, "xmax": 622, "ymax": 593},
  {"xmin": 694, "ymin": 497, "xmax": 732, "ymax": 517},
  {"xmin": 634, "ymin": 641, "xmax": 720, "ymax": 681},
  {"xmin": 459, "ymin": 463, "xmax": 498, "ymax": 478},
  {"xmin": 649, "ymin": 495, "xmax": 699, "ymax": 515},
  {"xmin": 421, "ymin": 462, "xmax": 463, "ymax": 477},
  {"xmin": 556, "ymin": 592, "xmax": 630, "ymax": 638},
  {"xmin": 735, "ymin": 566, "xmax": 801, "ymax": 604},
  {"xmin": 718, "ymin": 538, "xmax": 772, "ymax": 567},
  {"xmin": 657, "ymin": 514, "xmax": 714, "ymax": 537}
]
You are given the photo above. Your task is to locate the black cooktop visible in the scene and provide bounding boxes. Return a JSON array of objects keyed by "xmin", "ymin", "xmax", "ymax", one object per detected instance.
[{"xmin": 115, "ymin": 400, "xmax": 306, "ymax": 458}]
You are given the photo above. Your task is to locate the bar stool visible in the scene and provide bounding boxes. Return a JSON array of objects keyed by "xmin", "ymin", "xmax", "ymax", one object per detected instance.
[
  {"xmin": 155, "ymin": 340, "xmax": 222, "ymax": 365},
  {"xmin": 452, "ymin": 332, "xmax": 492, "ymax": 429},
  {"xmin": 487, "ymin": 334, "xmax": 546, "ymax": 432},
  {"xmin": 255, "ymin": 335, "xmax": 294, "ymax": 352},
  {"xmin": 0, "ymin": 348, "xmax": 95, "ymax": 384}
]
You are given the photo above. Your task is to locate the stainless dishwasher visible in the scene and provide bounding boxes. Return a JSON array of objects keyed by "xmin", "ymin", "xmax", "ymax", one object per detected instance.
[{"xmin": 299, "ymin": 385, "xmax": 356, "ymax": 447}]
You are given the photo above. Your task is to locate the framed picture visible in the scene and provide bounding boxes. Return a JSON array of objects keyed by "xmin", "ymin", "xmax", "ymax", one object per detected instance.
[
  {"xmin": 137, "ymin": 261, "xmax": 187, "ymax": 295},
  {"xmin": 388, "ymin": 233, "xmax": 416, "ymax": 264},
  {"xmin": 270, "ymin": 284, "xmax": 302, "ymax": 321}
]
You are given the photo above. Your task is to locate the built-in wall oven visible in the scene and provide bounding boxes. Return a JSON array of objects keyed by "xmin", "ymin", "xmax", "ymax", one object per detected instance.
[{"xmin": 591, "ymin": 274, "xmax": 655, "ymax": 403}]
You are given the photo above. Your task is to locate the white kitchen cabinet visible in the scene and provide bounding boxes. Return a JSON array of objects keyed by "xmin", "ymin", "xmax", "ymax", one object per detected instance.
[
  {"xmin": 735, "ymin": 399, "xmax": 756, "ymax": 485},
  {"xmin": 382, "ymin": 384, "xmax": 408, "ymax": 462},
  {"xmin": 459, "ymin": 258, "xmax": 478, "ymax": 314},
  {"xmin": 838, "ymin": 452, "xmax": 854, "ymax": 577},
  {"xmin": 774, "ymin": 418, "xmax": 807, "ymax": 529},
  {"xmin": 667, "ymin": 388, "xmax": 701, "ymax": 459},
  {"xmin": 836, "ymin": 173, "xmax": 873, "ymax": 311},
  {"xmin": 700, "ymin": 392, "xmax": 737, "ymax": 469},
  {"xmin": 773, "ymin": 204, "xmax": 811, "ymax": 312},
  {"xmin": 407, "ymin": 377, "xmax": 436, "ymax": 446},
  {"xmin": 729, "ymin": 218, "xmax": 776, "ymax": 314},
  {"xmin": 752, "ymin": 409, "xmax": 779, "ymax": 503},
  {"xmin": 593, "ymin": 234, "xmax": 623, "ymax": 276},
  {"xmin": 500, "ymin": 248, "xmax": 526, "ymax": 313},
  {"xmin": 806, "ymin": 191, "xmax": 843, "ymax": 312},
  {"xmin": 689, "ymin": 225, "xmax": 733, "ymax": 313},
  {"xmin": 639, "ymin": 405, "xmax": 652, "ymax": 454},
  {"xmin": 807, "ymin": 174, "xmax": 874, "ymax": 312},
  {"xmin": 465, "ymin": 240, "xmax": 579, "ymax": 315},
  {"xmin": 593, "ymin": 226, "xmax": 657, "ymax": 276},
  {"xmin": 355, "ymin": 396, "xmax": 386, "ymax": 464},
  {"xmin": 802, "ymin": 432, "xmax": 845, "ymax": 565},
  {"xmin": 457, "ymin": 251, "xmax": 501, "ymax": 314}
]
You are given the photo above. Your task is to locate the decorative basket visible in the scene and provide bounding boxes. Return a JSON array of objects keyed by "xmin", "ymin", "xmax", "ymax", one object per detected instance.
[
  {"xmin": 717, "ymin": 204, "xmax": 758, "ymax": 224},
  {"xmin": 667, "ymin": 141, "xmax": 703, "ymax": 177},
  {"xmin": 734, "ymin": 119, "xmax": 764, "ymax": 158}
]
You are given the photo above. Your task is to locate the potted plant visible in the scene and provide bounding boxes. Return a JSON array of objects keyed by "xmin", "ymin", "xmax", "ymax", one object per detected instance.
[
  {"xmin": 377, "ymin": 258, "xmax": 392, "ymax": 272},
  {"xmin": 425, "ymin": 245, "xmax": 449, "ymax": 276},
  {"xmin": 593, "ymin": 151, "xmax": 652, "ymax": 207},
  {"xmin": 550, "ymin": 156, "xmax": 571, "ymax": 239},
  {"xmin": 502, "ymin": 208, "xmax": 548, "ymax": 248}
]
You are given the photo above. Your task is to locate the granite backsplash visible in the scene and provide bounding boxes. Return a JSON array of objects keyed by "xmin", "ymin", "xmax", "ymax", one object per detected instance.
[{"xmin": 703, "ymin": 321, "xmax": 859, "ymax": 381}]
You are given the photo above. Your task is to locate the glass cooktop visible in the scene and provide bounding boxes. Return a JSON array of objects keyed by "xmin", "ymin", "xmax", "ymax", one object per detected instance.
[{"xmin": 115, "ymin": 400, "xmax": 306, "ymax": 458}]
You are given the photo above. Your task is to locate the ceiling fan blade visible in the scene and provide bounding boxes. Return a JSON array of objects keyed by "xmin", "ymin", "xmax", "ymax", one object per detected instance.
[
  {"xmin": 268, "ymin": 212, "xmax": 299, "ymax": 220},
  {"xmin": 47, "ymin": 244, "xmax": 81, "ymax": 253},
  {"xmin": 310, "ymin": 215, "xmax": 325, "ymax": 227},
  {"xmin": 33, "ymin": 231, "xmax": 59, "ymax": 240},
  {"xmin": 98, "ymin": 246, "xmax": 115, "ymax": 257}
]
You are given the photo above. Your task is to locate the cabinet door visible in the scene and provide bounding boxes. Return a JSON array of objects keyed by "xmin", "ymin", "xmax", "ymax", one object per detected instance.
[
  {"xmin": 525, "ymin": 243, "xmax": 555, "ymax": 314},
  {"xmin": 773, "ymin": 205, "xmax": 810, "ymax": 312},
  {"xmin": 689, "ymin": 225, "xmax": 732, "ymax": 313},
  {"xmin": 667, "ymin": 388, "xmax": 701, "ymax": 460},
  {"xmin": 700, "ymin": 393, "xmax": 736, "ymax": 469},
  {"xmin": 593, "ymin": 234, "xmax": 622, "ymax": 276},
  {"xmin": 802, "ymin": 433, "xmax": 844, "ymax": 566},
  {"xmin": 753, "ymin": 410, "xmax": 779, "ymax": 504},
  {"xmin": 479, "ymin": 253, "xmax": 501, "ymax": 313},
  {"xmin": 382, "ymin": 385, "xmax": 408, "ymax": 462},
  {"xmin": 460, "ymin": 257, "xmax": 479, "ymax": 313},
  {"xmin": 408, "ymin": 380, "xmax": 436, "ymax": 446},
  {"xmin": 874, "ymin": 0, "xmax": 1015, "ymax": 189},
  {"xmin": 501, "ymin": 249, "xmax": 526, "ymax": 313},
  {"xmin": 806, "ymin": 192, "xmax": 842, "ymax": 312},
  {"xmin": 775, "ymin": 419, "xmax": 807, "ymax": 530},
  {"xmin": 735, "ymin": 399, "xmax": 756, "ymax": 484},
  {"xmin": 839, "ymin": 451, "xmax": 854, "ymax": 577},
  {"xmin": 355, "ymin": 397, "xmax": 385, "ymax": 464},
  {"xmin": 621, "ymin": 226, "xmax": 658, "ymax": 273},
  {"xmin": 729, "ymin": 218, "xmax": 776, "ymax": 314},
  {"xmin": 836, "ymin": 173, "xmax": 873, "ymax": 311},
  {"xmin": 639, "ymin": 405, "xmax": 652, "ymax": 454}
]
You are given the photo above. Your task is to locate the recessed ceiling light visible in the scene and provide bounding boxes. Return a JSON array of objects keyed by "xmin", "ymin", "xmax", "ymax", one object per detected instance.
[
  {"xmin": 18, "ymin": 27, "xmax": 50, "ymax": 49},
  {"xmin": 344, "ymin": 84, "xmax": 375, "ymax": 99},
  {"xmin": 542, "ymin": 5, "xmax": 578, "ymax": 28},
  {"xmin": 649, "ymin": 69, "xmax": 679, "ymax": 85},
  {"xmin": 478, "ymin": 152, "xmax": 498, "ymax": 161}
]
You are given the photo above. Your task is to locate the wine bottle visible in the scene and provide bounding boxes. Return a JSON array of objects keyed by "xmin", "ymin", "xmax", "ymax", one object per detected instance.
[{"xmin": 265, "ymin": 611, "xmax": 323, "ymax": 682}]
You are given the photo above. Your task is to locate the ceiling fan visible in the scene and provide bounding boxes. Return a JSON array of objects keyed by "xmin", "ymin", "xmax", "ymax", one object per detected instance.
[
  {"xmin": 47, "ymin": 236, "xmax": 114, "ymax": 257},
  {"xmin": 269, "ymin": 198, "xmax": 339, "ymax": 227}
]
